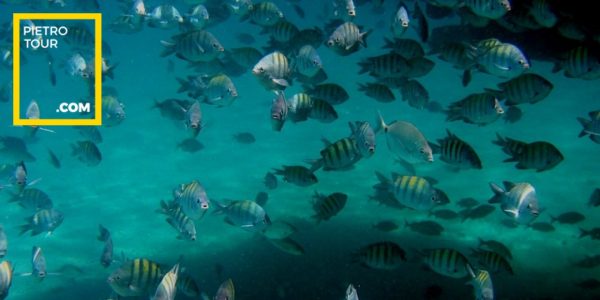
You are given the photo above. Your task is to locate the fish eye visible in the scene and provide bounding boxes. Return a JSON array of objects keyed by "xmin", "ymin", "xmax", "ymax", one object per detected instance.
[
  {"xmin": 402, "ymin": 21, "xmax": 408, "ymax": 27},
  {"xmin": 419, "ymin": 149, "xmax": 426, "ymax": 154},
  {"xmin": 327, "ymin": 40, "xmax": 334, "ymax": 46}
]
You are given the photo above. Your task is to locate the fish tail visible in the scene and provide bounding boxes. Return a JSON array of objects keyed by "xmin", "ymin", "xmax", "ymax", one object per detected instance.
[
  {"xmin": 492, "ymin": 132, "xmax": 506, "ymax": 147},
  {"xmin": 211, "ymin": 200, "xmax": 226, "ymax": 215},
  {"xmin": 374, "ymin": 110, "xmax": 386, "ymax": 134},
  {"xmin": 579, "ymin": 228, "xmax": 589, "ymax": 238},
  {"xmin": 488, "ymin": 182, "xmax": 504, "ymax": 204},
  {"xmin": 576, "ymin": 117, "xmax": 590, "ymax": 137},
  {"xmin": 160, "ymin": 40, "xmax": 176, "ymax": 57},
  {"xmin": 359, "ymin": 30, "xmax": 371, "ymax": 48}
]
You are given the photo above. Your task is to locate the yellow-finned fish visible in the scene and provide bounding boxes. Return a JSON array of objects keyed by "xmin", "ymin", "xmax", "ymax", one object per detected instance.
[
  {"xmin": 376, "ymin": 112, "xmax": 433, "ymax": 164},
  {"xmin": 108, "ymin": 258, "xmax": 164, "ymax": 297},
  {"xmin": 0, "ymin": 261, "xmax": 13, "ymax": 298},
  {"xmin": 468, "ymin": 268, "xmax": 494, "ymax": 300},
  {"xmin": 151, "ymin": 264, "xmax": 179, "ymax": 300}
]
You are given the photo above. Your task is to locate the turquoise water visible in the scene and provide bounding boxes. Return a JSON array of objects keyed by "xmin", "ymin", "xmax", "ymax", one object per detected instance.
[{"xmin": 0, "ymin": 0, "xmax": 599, "ymax": 299}]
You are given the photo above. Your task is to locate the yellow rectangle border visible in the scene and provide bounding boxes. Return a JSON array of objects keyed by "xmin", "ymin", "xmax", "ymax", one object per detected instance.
[{"xmin": 12, "ymin": 13, "xmax": 102, "ymax": 126}]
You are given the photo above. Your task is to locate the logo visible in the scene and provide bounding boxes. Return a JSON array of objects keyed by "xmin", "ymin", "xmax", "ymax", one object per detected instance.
[{"xmin": 12, "ymin": 13, "xmax": 102, "ymax": 126}]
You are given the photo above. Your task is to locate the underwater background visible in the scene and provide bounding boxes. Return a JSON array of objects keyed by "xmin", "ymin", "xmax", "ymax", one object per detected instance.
[{"xmin": 0, "ymin": 0, "xmax": 598, "ymax": 299}]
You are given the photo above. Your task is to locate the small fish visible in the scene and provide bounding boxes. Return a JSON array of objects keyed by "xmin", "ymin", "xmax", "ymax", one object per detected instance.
[
  {"xmin": 354, "ymin": 241, "xmax": 407, "ymax": 270},
  {"xmin": 273, "ymin": 165, "xmax": 318, "ymax": 187},
  {"xmin": 244, "ymin": 1, "xmax": 284, "ymax": 27},
  {"xmin": 158, "ymin": 201, "xmax": 197, "ymax": 241},
  {"xmin": 431, "ymin": 130, "xmax": 482, "ymax": 170},
  {"xmin": 588, "ymin": 188, "xmax": 600, "ymax": 207},
  {"xmin": 376, "ymin": 112, "xmax": 433, "ymax": 164},
  {"xmin": 312, "ymin": 192, "xmax": 348, "ymax": 223},
  {"xmin": 306, "ymin": 83, "xmax": 349, "ymax": 105},
  {"xmin": 108, "ymin": 258, "xmax": 164, "ymax": 297},
  {"xmin": 161, "ymin": 30, "xmax": 224, "ymax": 63},
  {"xmin": 202, "ymin": 75, "xmax": 238, "ymax": 107},
  {"xmin": 253, "ymin": 51, "xmax": 290, "ymax": 89},
  {"xmin": 428, "ymin": 209, "xmax": 460, "ymax": 220},
  {"xmin": 9, "ymin": 188, "xmax": 53, "ymax": 211},
  {"xmin": 472, "ymin": 249, "xmax": 514, "ymax": 274},
  {"xmin": 405, "ymin": 220, "xmax": 444, "ymax": 236},
  {"xmin": 184, "ymin": 101, "xmax": 203, "ymax": 137},
  {"xmin": 326, "ymin": 21, "xmax": 369, "ymax": 55},
  {"xmin": 391, "ymin": 5, "xmax": 410, "ymax": 37},
  {"xmin": 214, "ymin": 278, "xmax": 235, "ymax": 300},
  {"xmin": 358, "ymin": 83, "xmax": 395, "ymax": 102},
  {"xmin": 553, "ymin": 46, "xmax": 600, "ymax": 80},
  {"xmin": 261, "ymin": 20, "xmax": 299, "ymax": 43},
  {"xmin": 579, "ymin": 227, "xmax": 600, "ymax": 240},
  {"xmin": 177, "ymin": 273, "xmax": 200, "ymax": 297},
  {"xmin": 465, "ymin": 0, "xmax": 511, "ymax": 19},
  {"xmin": 446, "ymin": 92, "xmax": 504, "ymax": 126},
  {"xmin": 213, "ymin": 200, "xmax": 271, "ymax": 229},
  {"xmin": 0, "ymin": 261, "xmax": 13, "ymax": 299},
  {"xmin": 477, "ymin": 238, "xmax": 512, "ymax": 260},
  {"xmin": 468, "ymin": 269, "xmax": 494, "ymax": 300},
  {"xmin": 268, "ymin": 237, "xmax": 305, "ymax": 255},
  {"xmin": 528, "ymin": 222, "xmax": 555, "ymax": 233},
  {"xmin": 485, "ymin": 73, "xmax": 553, "ymax": 106},
  {"xmin": 185, "ymin": 4, "xmax": 210, "ymax": 30},
  {"xmin": 19, "ymin": 208, "xmax": 64, "ymax": 236},
  {"xmin": 310, "ymin": 137, "xmax": 362, "ymax": 172},
  {"xmin": 494, "ymin": 135, "xmax": 563, "ymax": 172},
  {"xmin": 146, "ymin": 4, "xmax": 184, "ymax": 29},
  {"xmin": 151, "ymin": 264, "xmax": 179, "ymax": 300},
  {"xmin": 264, "ymin": 172, "xmax": 278, "ymax": 189},
  {"xmin": 271, "ymin": 91, "xmax": 288, "ymax": 131},
  {"xmin": 66, "ymin": 53, "xmax": 88, "ymax": 77},
  {"xmin": 577, "ymin": 111, "xmax": 600, "ymax": 144},
  {"xmin": 488, "ymin": 181, "xmax": 539, "ymax": 224},
  {"xmin": 0, "ymin": 226, "xmax": 6, "ymax": 258},
  {"xmin": 345, "ymin": 284, "xmax": 359, "ymax": 300},
  {"xmin": 102, "ymin": 95, "xmax": 126, "ymax": 127},
  {"xmin": 372, "ymin": 220, "xmax": 399, "ymax": 232},
  {"xmin": 173, "ymin": 180, "xmax": 210, "ymax": 220},
  {"xmin": 550, "ymin": 212, "xmax": 585, "ymax": 224},
  {"xmin": 31, "ymin": 246, "xmax": 47, "ymax": 280},
  {"xmin": 177, "ymin": 139, "xmax": 204, "ymax": 153},
  {"xmin": 233, "ymin": 132, "xmax": 255, "ymax": 144},
  {"xmin": 474, "ymin": 42, "xmax": 529, "ymax": 78},
  {"xmin": 261, "ymin": 220, "xmax": 297, "ymax": 240},
  {"xmin": 349, "ymin": 121, "xmax": 376, "ymax": 157},
  {"xmin": 373, "ymin": 173, "xmax": 442, "ymax": 211},
  {"xmin": 422, "ymin": 248, "xmax": 472, "ymax": 278},
  {"xmin": 255, "ymin": 191, "xmax": 268, "ymax": 207},
  {"xmin": 573, "ymin": 254, "xmax": 600, "ymax": 269},
  {"xmin": 71, "ymin": 141, "xmax": 102, "ymax": 166},
  {"xmin": 294, "ymin": 45, "xmax": 323, "ymax": 78},
  {"xmin": 47, "ymin": 149, "xmax": 60, "ymax": 169}
]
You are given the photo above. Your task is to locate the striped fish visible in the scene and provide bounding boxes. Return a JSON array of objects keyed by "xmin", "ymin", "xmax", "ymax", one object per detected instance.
[
  {"xmin": 327, "ymin": 22, "xmax": 369, "ymax": 55},
  {"xmin": 177, "ymin": 273, "xmax": 200, "ymax": 297},
  {"xmin": 423, "ymin": 248, "xmax": 472, "ymax": 278},
  {"xmin": 159, "ymin": 201, "xmax": 197, "ymax": 241},
  {"xmin": 399, "ymin": 79, "xmax": 429, "ymax": 109},
  {"xmin": 488, "ymin": 181, "xmax": 539, "ymax": 224},
  {"xmin": 152, "ymin": 264, "xmax": 179, "ymax": 300},
  {"xmin": 108, "ymin": 258, "xmax": 164, "ymax": 297},
  {"xmin": 253, "ymin": 51, "xmax": 290, "ymax": 89},
  {"xmin": 486, "ymin": 73, "xmax": 553, "ymax": 105},
  {"xmin": 147, "ymin": 4, "xmax": 183, "ymax": 29},
  {"xmin": 295, "ymin": 45, "xmax": 323, "ymax": 78},
  {"xmin": 0, "ymin": 226, "xmax": 6, "ymax": 258},
  {"xmin": 245, "ymin": 2, "xmax": 283, "ymax": 27},
  {"xmin": 468, "ymin": 268, "xmax": 494, "ymax": 300},
  {"xmin": 185, "ymin": 4, "xmax": 210, "ymax": 30},
  {"xmin": 306, "ymin": 83, "xmax": 349, "ymax": 105},
  {"xmin": 0, "ymin": 261, "xmax": 12, "ymax": 299},
  {"xmin": 71, "ymin": 140, "xmax": 102, "ymax": 166},
  {"xmin": 554, "ymin": 46, "xmax": 600, "ymax": 80},
  {"xmin": 102, "ymin": 95, "xmax": 126, "ymax": 127},
  {"xmin": 476, "ymin": 43, "xmax": 529, "ymax": 78},
  {"xmin": 63, "ymin": 24, "xmax": 95, "ymax": 51},
  {"xmin": 431, "ymin": 130, "xmax": 482, "ymax": 169},
  {"xmin": 31, "ymin": 246, "xmax": 47, "ymax": 280},
  {"xmin": 311, "ymin": 137, "xmax": 362, "ymax": 171},
  {"xmin": 391, "ymin": 6, "xmax": 410, "ymax": 37},
  {"xmin": 473, "ymin": 249, "xmax": 514, "ymax": 274},
  {"xmin": 493, "ymin": 135, "xmax": 563, "ymax": 171},
  {"xmin": 478, "ymin": 239, "xmax": 512, "ymax": 260},
  {"xmin": 333, "ymin": 0, "xmax": 356, "ymax": 18},
  {"xmin": 203, "ymin": 75, "xmax": 238, "ymax": 107},
  {"xmin": 375, "ymin": 174, "xmax": 440, "ymax": 211},
  {"xmin": 261, "ymin": 20, "xmax": 299, "ymax": 43},
  {"xmin": 160, "ymin": 30, "xmax": 224, "ymax": 62},
  {"xmin": 358, "ymin": 83, "xmax": 395, "ymax": 102},
  {"xmin": 271, "ymin": 91, "xmax": 288, "ymax": 131},
  {"xmin": 349, "ymin": 121, "xmax": 376, "ymax": 157},
  {"xmin": 214, "ymin": 278, "xmax": 235, "ymax": 300},
  {"xmin": 577, "ymin": 110, "xmax": 600, "ymax": 144},
  {"xmin": 213, "ymin": 200, "xmax": 271, "ymax": 228},
  {"xmin": 493, "ymin": 133, "xmax": 527, "ymax": 156},
  {"xmin": 273, "ymin": 165, "xmax": 318, "ymax": 187},
  {"xmin": 19, "ymin": 208, "xmax": 64, "ymax": 236},
  {"xmin": 383, "ymin": 38, "xmax": 424, "ymax": 60},
  {"xmin": 184, "ymin": 100, "xmax": 203, "ymax": 134},
  {"xmin": 9, "ymin": 187, "xmax": 53, "ymax": 211},
  {"xmin": 173, "ymin": 180, "xmax": 210, "ymax": 220},
  {"xmin": 312, "ymin": 192, "xmax": 348, "ymax": 223},
  {"xmin": 287, "ymin": 92, "xmax": 313, "ymax": 122},
  {"xmin": 309, "ymin": 98, "xmax": 338, "ymax": 123},
  {"xmin": 447, "ymin": 92, "xmax": 504, "ymax": 126},
  {"xmin": 465, "ymin": 0, "xmax": 511, "ymax": 19},
  {"xmin": 354, "ymin": 241, "xmax": 407, "ymax": 270},
  {"xmin": 358, "ymin": 52, "xmax": 408, "ymax": 78}
]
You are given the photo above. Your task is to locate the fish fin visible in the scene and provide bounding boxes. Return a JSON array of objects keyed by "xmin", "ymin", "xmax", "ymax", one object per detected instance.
[
  {"xmin": 577, "ymin": 117, "xmax": 590, "ymax": 137},
  {"xmin": 28, "ymin": 178, "xmax": 42, "ymax": 186},
  {"xmin": 271, "ymin": 78, "xmax": 289, "ymax": 87},
  {"xmin": 488, "ymin": 182, "xmax": 504, "ymax": 203},
  {"xmin": 493, "ymin": 63, "xmax": 510, "ymax": 71},
  {"xmin": 503, "ymin": 208, "xmax": 519, "ymax": 218},
  {"xmin": 503, "ymin": 156, "xmax": 518, "ymax": 163},
  {"xmin": 374, "ymin": 110, "xmax": 386, "ymax": 134},
  {"xmin": 159, "ymin": 40, "xmax": 176, "ymax": 57},
  {"xmin": 240, "ymin": 224, "xmax": 254, "ymax": 228},
  {"xmin": 502, "ymin": 181, "xmax": 516, "ymax": 190}
]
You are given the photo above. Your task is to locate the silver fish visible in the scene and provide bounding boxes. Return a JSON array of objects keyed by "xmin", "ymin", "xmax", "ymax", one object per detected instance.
[
  {"xmin": 31, "ymin": 246, "xmax": 47, "ymax": 280},
  {"xmin": 270, "ymin": 91, "xmax": 288, "ymax": 131},
  {"xmin": 376, "ymin": 112, "xmax": 433, "ymax": 164},
  {"xmin": 327, "ymin": 22, "xmax": 368, "ymax": 52},
  {"xmin": 468, "ymin": 268, "xmax": 494, "ymax": 300},
  {"xmin": 295, "ymin": 45, "xmax": 323, "ymax": 78},
  {"xmin": 488, "ymin": 181, "xmax": 539, "ymax": 224},
  {"xmin": 173, "ymin": 180, "xmax": 210, "ymax": 220},
  {"xmin": 392, "ymin": 5, "xmax": 410, "ymax": 37},
  {"xmin": 152, "ymin": 264, "xmax": 179, "ymax": 300},
  {"xmin": 345, "ymin": 284, "xmax": 359, "ymax": 300},
  {"xmin": 214, "ymin": 200, "xmax": 271, "ymax": 229},
  {"xmin": 253, "ymin": 51, "xmax": 290, "ymax": 88},
  {"xmin": 147, "ymin": 4, "xmax": 184, "ymax": 29},
  {"xmin": 349, "ymin": 121, "xmax": 376, "ymax": 157}
]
